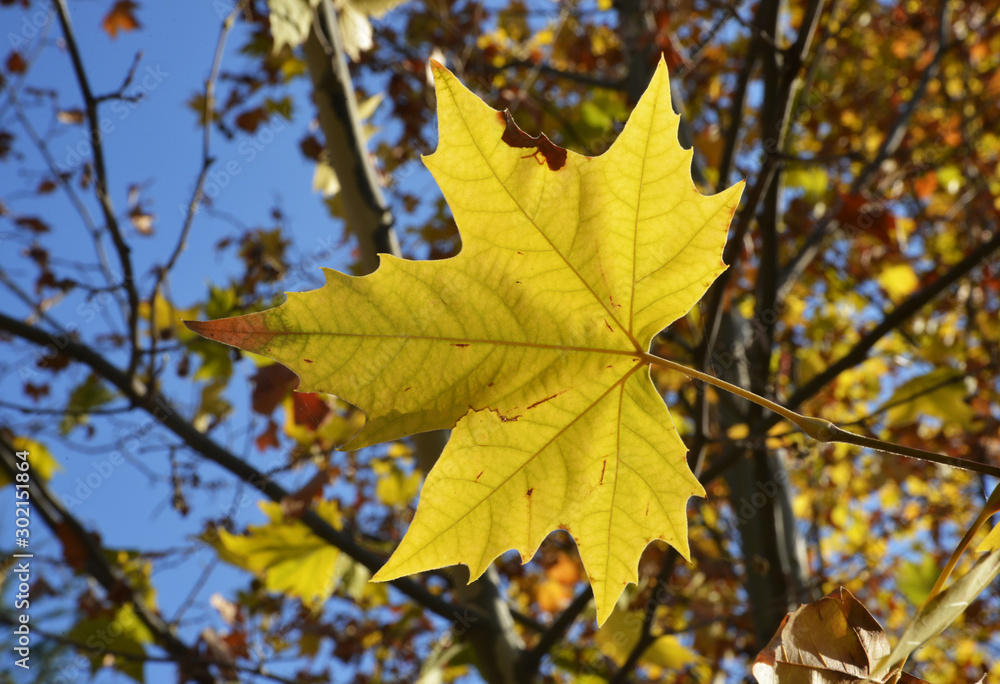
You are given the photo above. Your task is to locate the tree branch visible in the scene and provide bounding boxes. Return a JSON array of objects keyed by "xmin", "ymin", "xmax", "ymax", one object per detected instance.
[
  {"xmin": 0, "ymin": 432, "xmax": 218, "ymax": 684},
  {"xmin": 0, "ymin": 310, "xmax": 466, "ymax": 624},
  {"xmin": 54, "ymin": 0, "xmax": 142, "ymax": 381},
  {"xmin": 775, "ymin": 227, "xmax": 1000, "ymax": 423}
]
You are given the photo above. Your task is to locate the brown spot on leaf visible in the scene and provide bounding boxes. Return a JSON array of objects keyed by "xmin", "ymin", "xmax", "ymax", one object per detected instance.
[
  {"xmin": 646, "ymin": 502, "xmax": 650, "ymax": 516},
  {"xmin": 403, "ymin": 386, "xmax": 412, "ymax": 392},
  {"xmin": 483, "ymin": 406, "xmax": 521, "ymax": 422},
  {"xmin": 527, "ymin": 391, "xmax": 566, "ymax": 410},
  {"xmin": 452, "ymin": 343, "xmax": 470, "ymax": 347},
  {"xmin": 500, "ymin": 110, "xmax": 568, "ymax": 171},
  {"xmin": 600, "ymin": 459, "xmax": 606, "ymax": 485},
  {"xmin": 304, "ymin": 359, "xmax": 313, "ymax": 363},
  {"xmin": 603, "ymin": 318, "xmax": 614, "ymax": 332},
  {"xmin": 526, "ymin": 488, "xmax": 534, "ymax": 497},
  {"xmin": 487, "ymin": 382, "xmax": 494, "ymax": 388},
  {"xmin": 475, "ymin": 471, "xmax": 483, "ymax": 482}
]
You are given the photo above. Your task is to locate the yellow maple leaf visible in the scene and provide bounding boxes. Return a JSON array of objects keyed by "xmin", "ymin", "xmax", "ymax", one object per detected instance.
[{"xmin": 187, "ymin": 58, "xmax": 743, "ymax": 623}]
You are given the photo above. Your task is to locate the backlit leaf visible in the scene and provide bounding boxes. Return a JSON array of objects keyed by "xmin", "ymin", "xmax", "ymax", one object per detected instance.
[
  {"xmin": 187, "ymin": 58, "xmax": 743, "ymax": 623},
  {"xmin": 214, "ymin": 499, "xmax": 351, "ymax": 609}
]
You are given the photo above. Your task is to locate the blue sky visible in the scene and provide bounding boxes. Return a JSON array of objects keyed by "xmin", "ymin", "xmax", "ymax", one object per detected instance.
[{"xmin": 0, "ymin": 1, "xmax": 409, "ymax": 682}]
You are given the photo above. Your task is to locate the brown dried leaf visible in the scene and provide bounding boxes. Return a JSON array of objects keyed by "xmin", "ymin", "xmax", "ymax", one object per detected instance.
[
  {"xmin": 23, "ymin": 382, "xmax": 49, "ymax": 401},
  {"xmin": 0, "ymin": 130, "xmax": 14, "ymax": 159},
  {"xmin": 280, "ymin": 466, "xmax": 334, "ymax": 519},
  {"xmin": 101, "ymin": 0, "xmax": 141, "ymax": 38},
  {"xmin": 254, "ymin": 420, "xmax": 280, "ymax": 452},
  {"xmin": 250, "ymin": 363, "xmax": 299, "ymax": 415},
  {"xmin": 5, "ymin": 50, "xmax": 26, "ymax": 74},
  {"xmin": 55, "ymin": 522, "xmax": 88, "ymax": 572},
  {"xmin": 15, "ymin": 215, "xmax": 50, "ymax": 233},
  {"xmin": 753, "ymin": 587, "xmax": 930, "ymax": 684},
  {"xmin": 57, "ymin": 109, "xmax": 86, "ymax": 125},
  {"xmin": 128, "ymin": 206, "xmax": 155, "ymax": 235},
  {"xmin": 235, "ymin": 107, "xmax": 269, "ymax": 133}
]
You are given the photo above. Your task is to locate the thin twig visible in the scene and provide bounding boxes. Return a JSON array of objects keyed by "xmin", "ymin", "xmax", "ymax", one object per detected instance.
[
  {"xmin": 520, "ymin": 585, "xmax": 593, "ymax": 675},
  {"xmin": 54, "ymin": 0, "xmax": 142, "ymax": 381},
  {"xmin": 643, "ymin": 352, "xmax": 1000, "ymax": 480},
  {"xmin": 148, "ymin": 2, "xmax": 242, "ymax": 382},
  {"xmin": 773, "ymin": 227, "xmax": 1000, "ymax": 425}
]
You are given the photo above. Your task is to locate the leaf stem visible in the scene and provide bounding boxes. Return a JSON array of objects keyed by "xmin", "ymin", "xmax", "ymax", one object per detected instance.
[{"xmin": 641, "ymin": 352, "xmax": 1000, "ymax": 480}]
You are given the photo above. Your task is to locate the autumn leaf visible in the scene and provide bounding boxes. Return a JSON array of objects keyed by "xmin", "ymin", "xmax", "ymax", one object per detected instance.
[
  {"xmin": 101, "ymin": 0, "xmax": 141, "ymax": 39},
  {"xmin": 212, "ymin": 500, "xmax": 352, "ymax": 609},
  {"xmin": 5, "ymin": 50, "xmax": 26, "ymax": 74},
  {"xmin": 187, "ymin": 58, "xmax": 743, "ymax": 623},
  {"xmin": 0, "ymin": 435, "xmax": 61, "ymax": 488},
  {"xmin": 753, "ymin": 587, "xmax": 930, "ymax": 684},
  {"xmin": 68, "ymin": 604, "xmax": 153, "ymax": 683}
]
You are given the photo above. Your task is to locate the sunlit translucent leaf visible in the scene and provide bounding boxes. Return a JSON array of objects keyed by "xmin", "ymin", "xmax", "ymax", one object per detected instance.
[
  {"xmin": 187, "ymin": 58, "xmax": 743, "ymax": 623},
  {"xmin": 266, "ymin": 0, "xmax": 320, "ymax": 52},
  {"xmin": 0, "ymin": 436, "xmax": 61, "ymax": 487},
  {"xmin": 61, "ymin": 374, "xmax": 116, "ymax": 435},
  {"xmin": 213, "ymin": 500, "xmax": 350, "ymax": 609},
  {"xmin": 882, "ymin": 367, "xmax": 976, "ymax": 429},
  {"xmin": 897, "ymin": 556, "xmax": 942, "ymax": 606},
  {"xmin": 876, "ymin": 263, "xmax": 919, "ymax": 302},
  {"xmin": 373, "ymin": 459, "xmax": 423, "ymax": 507},
  {"xmin": 68, "ymin": 604, "xmax": 153, "ymax": 683}
]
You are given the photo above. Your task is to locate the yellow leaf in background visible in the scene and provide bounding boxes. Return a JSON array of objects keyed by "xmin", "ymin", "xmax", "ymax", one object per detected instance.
[
  {"xmin": 726, "ymin": 423, "xmax": 749, "ymax": 440},
  {"xmin": 897, "ymin": 556, "xmax": 943, "ymax": 605},
  {"xmin": 188, "ymin": 58, "xmax": 743, "ymax": 624},
  {"xmin": 882, "ymin": 367, "xmax": 976, "ymax": 429},
  {"xmin": 312, "ymin": 161, "xmax": 341, "ymax": 197},
  {"xmin": 0, "ymin": 436, "xmax": 61, "ymax": 487},
  {"xmin": 68, "ymin": 603, "xmax": 153, "ymax": 684},
  {"xmin": 373, "ymin": 460, "xmax": 423, "ymax": 507},
  {"xmin": 266, "ymin": 0, "xmax": 320, "ymax": 53},
  {"xmin": 785, "ymin": 165, "xmax": 828, "ymax": 200},
  {"xmin": 139, "ymin": 297, "xmax": 199, "ymax": 343},
  {"xmin": 215, "ymin": 500, "xmax": 351, "ymax": 609},
  {"xmin": 976, "ymin": 523, "xmax": 1000, "ymax": 553},
  {"xmin": 877, "ymin": 263, "xmax": 919, "ymax": 302},
  {"xmin": 597, "ymin": 606, "xmax": 709, "ymax": 676}
]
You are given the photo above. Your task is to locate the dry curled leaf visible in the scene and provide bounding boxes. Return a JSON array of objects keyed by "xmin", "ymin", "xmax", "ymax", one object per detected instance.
[{"xmin": 753, "ymin": 587, "xmax": 929, "ymax": 684}]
